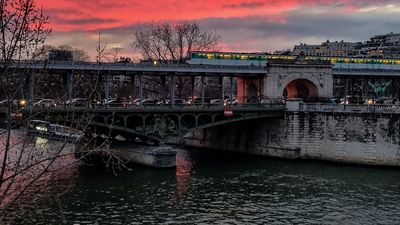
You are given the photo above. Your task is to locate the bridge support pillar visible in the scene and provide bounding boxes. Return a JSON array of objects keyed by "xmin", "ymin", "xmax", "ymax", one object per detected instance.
[
  {"xmin": 230, "ymin": 76, "xmax": 234, "ymax": 104},
  {"xmin": 130, "ymin": 75, "xmax": 135, "ymax": 101},
  {"xmin": 67, "ymin": 72, "xmax": 73, "ymax": 102},
  {"xmin": 170, "ymin": 75, "xmax": 175, "ymax": 106},
  {"xmin": 219, "ymin": 76, "xmax": 223, "ymax": 104},
  {"xmin": 201, "ymin": 76, "xmax": 205, "ymax": 105},
  {"xmin": 27, "ymin": 74, "xmax": 35, "ymax": 100},
  {"xmin": 104, "ymin": 72, "xmax": 110, "ymax": 101},
  {"xmin": 190, "ymin": 76, "xmax": 195, "ymax": 102},
  {"xmin": 139, "ymin": 74, "xmax": 143, "ymax": 106}
]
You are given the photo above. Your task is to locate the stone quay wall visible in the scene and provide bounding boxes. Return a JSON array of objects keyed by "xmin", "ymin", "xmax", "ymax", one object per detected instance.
[{"xmin": 184, "ymin": 111, "xmax": 400, "ymax": 167}]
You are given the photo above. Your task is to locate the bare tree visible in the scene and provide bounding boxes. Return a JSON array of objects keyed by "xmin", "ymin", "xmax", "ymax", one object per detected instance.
[
  {"xmin": 133, "ymin": 21, "xmax": 220, "ymax": 63},
  {"xmin": 0, "ymin": 0, "xmax": 50, "ymax": 213},
  {"xmin": 96, "ymin": 32, "xmax": 108, "ymax": 63},
  {"xmin": 0, "ymin": 1, "xmax": 119, "ymax": 222},
  {"xmin": 33, "ymin": 44, "xmax": 90, "ymax": 61},
  {"xmin": 133, "ymin": 21, "xmax": 221, "ymax": 98}
]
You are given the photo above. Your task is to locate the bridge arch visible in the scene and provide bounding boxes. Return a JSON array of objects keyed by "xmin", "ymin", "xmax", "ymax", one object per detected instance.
[
  {"xmin": 247, "ymin": 83, "xmax": 258, "ymax": 103},
  {"xmin": 105, "ymin": 114, "xmax": 126, "ymax": 127},
  {"xmin": 283, "ymin": 78, "xmax": 319, "ymax": 99},
  {"xmin": 181, "ymin": 114, "xmax": 197, "ymax": 129}
]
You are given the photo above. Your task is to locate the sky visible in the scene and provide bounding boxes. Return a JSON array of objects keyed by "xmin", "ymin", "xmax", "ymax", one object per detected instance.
[{"xmin": 37, "ymin": 0, "xmax": 400, "ymax": 60}]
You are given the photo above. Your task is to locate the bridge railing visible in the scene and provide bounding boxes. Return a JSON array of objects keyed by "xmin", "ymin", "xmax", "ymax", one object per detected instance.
[
  {"xmin": 18, "ymin": 102, "xmax": 285, "ymax": 111},
  {"xmin": 333, "ymin": 68, "xmax": 400, "ymax": 75},
  {"xmin": 299, "ymin": 103, "xmax": 400, "ymax": 113}
]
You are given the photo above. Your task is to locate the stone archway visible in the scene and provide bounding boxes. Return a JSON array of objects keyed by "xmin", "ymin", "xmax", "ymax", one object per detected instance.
[{"xmin": 283, "ymin": 79, "xmax": 319, "ymax": 99}]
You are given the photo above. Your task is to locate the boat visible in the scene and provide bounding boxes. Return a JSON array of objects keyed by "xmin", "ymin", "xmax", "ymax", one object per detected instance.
[
  {"xmin": 27, "ymin": 120, "xmax": 83, "ymax": 142},
  {"xmin": 115, "ymin": 145, "xmax": 177, "ymax": 168}
]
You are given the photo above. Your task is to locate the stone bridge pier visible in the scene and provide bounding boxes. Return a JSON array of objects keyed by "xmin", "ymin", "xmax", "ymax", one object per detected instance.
[{"xmin": 264, "ymin": 58, "xmax": 333, "ymax": 101}]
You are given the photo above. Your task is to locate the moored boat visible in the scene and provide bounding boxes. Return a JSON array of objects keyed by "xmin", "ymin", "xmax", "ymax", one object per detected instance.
[{"xmin": 27, "ymin": 120, "xmax": 82, "ymax": 142}]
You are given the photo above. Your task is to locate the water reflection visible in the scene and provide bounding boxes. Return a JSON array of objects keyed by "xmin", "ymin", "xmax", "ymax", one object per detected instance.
[
  {"xmin": 173, "ymin": 150, "xmax": 194, "ymax": 206},
  {"xmin": 0, "ymin": 130, "xmax": 80, "ymax": 224}
]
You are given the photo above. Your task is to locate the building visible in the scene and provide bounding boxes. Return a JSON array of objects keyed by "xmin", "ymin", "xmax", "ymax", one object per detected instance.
[
  {"xmin": 360, "ymin": 32, "xmax": 400, "ymax": 58},
  {"xmin": 293, "ymin": 32, "xmax": 400, "ymax": 58},
  {"xmin": 293, "ymin": 41, "xmax": 360, "ymax": 57}
]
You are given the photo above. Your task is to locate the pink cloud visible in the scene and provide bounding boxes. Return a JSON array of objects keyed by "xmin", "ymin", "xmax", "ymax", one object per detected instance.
[{"xmin": 37, "ymin": 0, "xmax": 400, "ymax": 59}]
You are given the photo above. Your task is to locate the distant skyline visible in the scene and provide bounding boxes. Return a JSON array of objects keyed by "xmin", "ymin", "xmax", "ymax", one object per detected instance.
[{"xmin": 38, "ymin": 0, "xmax": 400, "ymax": 60}]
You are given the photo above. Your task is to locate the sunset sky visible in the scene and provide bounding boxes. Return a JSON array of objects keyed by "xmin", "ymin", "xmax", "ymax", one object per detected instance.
[{"xmin": 38, "ymin": 0, "xmax": 400, "ymax": 60}]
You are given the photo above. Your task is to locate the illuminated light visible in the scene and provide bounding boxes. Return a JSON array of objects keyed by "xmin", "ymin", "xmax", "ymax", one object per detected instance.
[
  {"xmin": 19, "ymin": 99, "xmax": 26, "ymax": 106},
  {"xmin": 223, "ymin": 54, "xmax": 232, "ymax": 60},
  {"xmin": 153, "ymin": 60, "xmax": 158, "ymax": 65},
  {"xmin": 367, "ymin": 99, "xmax": 375, "ymax": 105},
  {"xmin": 35, "ymin": 126, "xmax": 48, "ymax": 131}
]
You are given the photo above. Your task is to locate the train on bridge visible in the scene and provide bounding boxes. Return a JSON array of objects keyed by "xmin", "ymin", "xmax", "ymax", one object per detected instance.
[{"xmin": 187, "ymin": 51, "xmax": 400, "ymax": 69}]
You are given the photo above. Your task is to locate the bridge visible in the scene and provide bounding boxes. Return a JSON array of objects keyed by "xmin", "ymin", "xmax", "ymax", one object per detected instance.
[
  {"xmin": 8, "ymin": 100, "xmax": 400, "ymax": 145},
  {"xmin": 6, "ymin": 57, "xmax": 400, "ymax": 110},
  {"xmin": 24, "ymin": 103, "xmax": 285, "ymax": 145}
]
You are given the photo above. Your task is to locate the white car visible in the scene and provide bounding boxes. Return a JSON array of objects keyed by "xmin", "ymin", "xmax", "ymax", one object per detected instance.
[{"xmin": 33, "ymin": 99, "xmax": 57, "ymax": 107}]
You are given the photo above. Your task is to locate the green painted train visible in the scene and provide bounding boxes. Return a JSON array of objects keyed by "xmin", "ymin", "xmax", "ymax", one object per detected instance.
[{"xmin": 188, "ymin": 51, "xmax": 400, "ymax": 65}]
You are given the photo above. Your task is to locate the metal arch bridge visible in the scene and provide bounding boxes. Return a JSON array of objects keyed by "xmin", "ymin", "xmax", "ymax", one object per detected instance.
[{"xmin": 29, "ymin": 103, "xmax": 285, "ymax": 144}]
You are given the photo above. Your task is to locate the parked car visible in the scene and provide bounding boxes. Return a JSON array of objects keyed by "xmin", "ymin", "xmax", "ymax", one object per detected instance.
[
  {"xmin": 126, "ymin": 98, "xmax": 141, "ymax": 106},
  {"xmin": 66, "ymin": 98, "xmax": 87, "ymax": 107},
  {"xmin": 375, "ymin": 97, "xmax": 398, "ymax": 105},
  {"xmin": 0, "ymin": 99, "xmax": 11, "ymax": 108},
  {"xmin": 224, "ymin": 98, "xmax": 238, "ymax": 106},
  {"xmin": 210, "ymin": 99, "xmax": 223, "ymax": 105},
  {"xmin": 190, "ymin": 97, "xmax": 210, "ymax": 104},
  {"xmin": 32, "ymin": 99, "xmax": 57, "ymax": 108},
  {"xmin": 103, "ymin": 98, "xmax": 124, "ymax": 107},
  {"xmin": 130, "ymin": 98, "xmax": 158, "ymax": 106},
  {"xmin": 142, "ymin": 99, "xmax": 158, "ymax": 105},
  {"xmin": 102, "ymin": 98, "xmax": 117, "ymax": 105},
  {"xmin": 165, "ymin": 99, "xmax": 185, "ymax": 105}
]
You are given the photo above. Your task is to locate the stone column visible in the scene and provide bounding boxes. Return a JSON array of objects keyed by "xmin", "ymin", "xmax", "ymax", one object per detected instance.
[
  {"xmin": 170, "ymin": 75, "xmax": 175, "ymax": 106},
  {"xmin": 219, "ymin": 76, "xmax": 223, "ymax": 104},
  {"xmin": 230, "ymin": 76, "xmax": 234, "ymax": 104},
  {"xmin": 191, "ymin": 76, "xmax": 195, "ymax": 102},
  {"xmin": 29, "ymin": 74, "xmax": 35, "ymax": 100},
  {"xmin": 201, "ymin": 75, "xmax": 205, "ymax": 105},
  {"xmin": 104, "ymin": 71, "xmax": 110, "ymax": 101},
  {"xmin": 68, "ymin": 71, "xmax": 74, "ymax": 102},
  {"xmin": 130, "ymin": 74, "xmax": 135, "ymax": 101},
  {"xmin": 139, "ymin": 74, "xmax": 143, "ymax": 106}
]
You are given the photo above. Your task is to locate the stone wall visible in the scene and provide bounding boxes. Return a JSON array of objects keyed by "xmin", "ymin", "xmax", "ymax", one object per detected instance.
[{"xmin": 184, "ymin": 112, "xmax": 400, "ymax": 167}]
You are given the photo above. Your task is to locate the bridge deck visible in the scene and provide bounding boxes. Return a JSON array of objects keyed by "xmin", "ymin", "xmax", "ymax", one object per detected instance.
[{"xmin": 11, "ymin": 61, "xmax": 268, "ymax": 76}]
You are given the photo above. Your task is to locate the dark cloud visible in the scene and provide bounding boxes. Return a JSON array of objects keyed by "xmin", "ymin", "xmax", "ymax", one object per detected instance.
[
  {"xmin": 222, "ymin": 1, "xmax": 265, "ymax": 9},
  {"xmin": 67, "ymin": 0, "xmax": 129, "ymax": 9},
  {"xmin": 196, "ymin": 8, "xmax": 400, "ymax": 51},
  {"xmin": 66, "ymin": 18, "xmax": 118, "ymax": 25}
]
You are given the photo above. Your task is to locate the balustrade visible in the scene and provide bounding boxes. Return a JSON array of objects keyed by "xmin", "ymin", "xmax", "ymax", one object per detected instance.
[{"xmin": 299, "ymin": 103, "xmax": 400, "ymax": 113}]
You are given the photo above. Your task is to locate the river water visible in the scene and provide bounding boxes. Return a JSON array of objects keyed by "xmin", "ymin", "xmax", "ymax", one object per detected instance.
[{"xmin": 3, "ymin": 136, "xmax": 400, "ymax": 224}]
